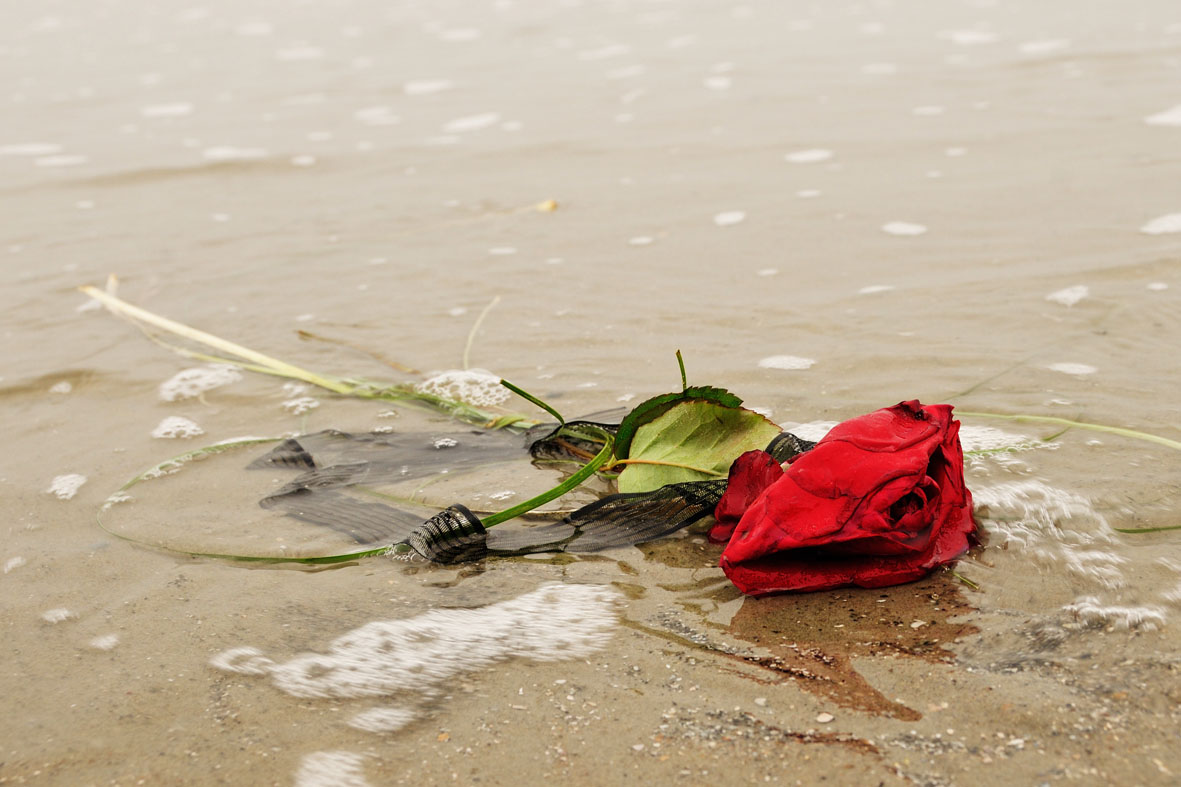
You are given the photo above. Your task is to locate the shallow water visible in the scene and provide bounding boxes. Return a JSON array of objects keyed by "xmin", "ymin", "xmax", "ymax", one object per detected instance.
[{"xmin": 3, "ymin": 0, "xmax": 1180, "ymax": 784}]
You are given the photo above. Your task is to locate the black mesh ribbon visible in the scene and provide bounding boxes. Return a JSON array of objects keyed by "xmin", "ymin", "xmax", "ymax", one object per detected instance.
[{"xmin": 402, "ymin": 505, "xmax": 489, "ymax": 563}]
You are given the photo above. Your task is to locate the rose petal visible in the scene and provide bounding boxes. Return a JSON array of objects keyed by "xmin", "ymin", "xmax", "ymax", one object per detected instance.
[
  {"xmin": 719, "ymin": 401, "xmax": 975, "ymax": 595},
  {"xmin": 711, "ymin": 450, "xmax": 783, "ymax": 543}
]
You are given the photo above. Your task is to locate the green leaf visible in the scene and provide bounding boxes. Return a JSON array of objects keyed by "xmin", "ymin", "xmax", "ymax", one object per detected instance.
[
  {"xmin": 617, "ymin": 400, "xmax": 781, "ymax": 493},
  {"xmin": 614, "ymin": 386, "xmax": 744, "ymax": 459}
]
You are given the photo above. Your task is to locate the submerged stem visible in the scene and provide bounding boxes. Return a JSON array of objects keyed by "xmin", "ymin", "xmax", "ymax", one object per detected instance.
[
  {"xmin": 482, "ymin": 433, "xmax": 614, "ymax": 527},
  {"xmin": 958, "ymin": 411, "xmax": 1181, "ymax": 452}
]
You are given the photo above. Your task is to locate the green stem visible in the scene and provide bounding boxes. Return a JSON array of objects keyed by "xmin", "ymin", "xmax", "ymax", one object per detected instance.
[
  {"xmin": 482, "ymin": 436, "xmax": 614, "ymax": 527},
  {"xmin": 958, "ymin": 411, "xmax": 1181, "ymax": 452},
  {"xmin": 500, "ymin": 379, "xmax": 565, "ymax": 425}
]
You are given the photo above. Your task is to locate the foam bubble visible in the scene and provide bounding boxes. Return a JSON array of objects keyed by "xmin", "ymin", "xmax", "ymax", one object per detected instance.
[
  {"xmin": 628, "ymin": 236, "xmax": 654, "ymax": 246},
  {"xmin": 939, "ymin": 29, "xmax": 998, "ymax": 45},
  {"xmin": 35, "ymin": 155, "xmax": 88, "ymax": 167},
  {"xmin": 1045, "ymin": 285, "xmax": 1088, "ymax": 306},
  {"xmin": 578, "ymin": 44, "xmax": 630, "ymax": 61},
  {"xmin": 296, "ymin": 751, "xmax": 370, "ymax": 787},
  {"xmin": 140, "ymin": 103, "xmax": 193, "ymax": 118},
  {"xmin": 353, "ymin": 106, "xmax": 399, "ymax": 126},
  {"xmin": 159, "ymin": 365, "xmax": 242, "ymax": 401},
  {"xmin": 41, "ymin": 608, "xmax": 75, "ymax": 623},
  {"xmin": 785, "ymin": 148, "xmax": 832, "ymax": 163},
  {"xmin": 202, "ymin": 146, "xmax": 267, "ymax": 162},
  {"xmin": 1062, "ymin": 597, "xmax": 1165, "ymax": 630},
  {"xmin": 1147, "ymin": 282, "xmax": 1168, "ymax": 291},
  {"xmin": 348, "ymin": 706, "xmax": 418, "ymax": 733},
  {"xmin": 439, "ymin": 28, "xmax": 481, "ymax": 42},
  {"xmin": 404, "ymin": 79, "xmax": 454, "ymax": 96},
  {"xmin": 704, "ymin": 76, "xmax": 731, "ymax": 90},
  {"xmin": 49, "ymin": 381, "xmax": 72, "ymax": 394},
  {"xmin": 1144, "ymin": 105, "xmax": 1181, "ymax": 127},
  {"xmin": 758, "ymin": 355, "xmax": 815, "ymax": 371},
  {"xmin": 416, "ymin": 369, "xmax": 511, "ymax": 407},
  {"xmin": 4, "ymin": 556, "xmax": 26, "ymax": 574},
  {"xmin": 1, "ymin": 143, "xmax": 63, "ymax": 156},
  {"xmin": 151, "ymin": 416, "xmax": 204, "ymax": 439},
  {"xmin": 89, "ymin": 634, "xmax": 120, "ymax": 650},
  {"xmin": 48, "ymin": 474, "xmax": 87, "ymax": 500},
  {"xmin": 858, "ymin": 285, "xmax": 894, "ymax": 294},
  {"xmin": 283, "ymin": 397, "xmax": 320, "ymax": 415},
  {"xmin": 1140, "ymin": 213, "xmax": 1181, "ymax": 235},
  {"xmin": 1019, "ymin": 39, "xmax": 1070, "ymax": 55},
  {"xmin": 442, "ymin": 113, "xmax": 500, "ymax": 133},
  {"xmin": 881, "ymin": 221, "xmax": 927, "ymax": 236},
  {"xmin": 1047, "ymin": 362, "xmax": 1097, "ymax": 375},
  {"xmin": 276, "ymin": 46, "xmax": 325, "ymax": 61},
  {"xmin": 713, "ymin": 211, "xmax": 745, "ymax": 226}
]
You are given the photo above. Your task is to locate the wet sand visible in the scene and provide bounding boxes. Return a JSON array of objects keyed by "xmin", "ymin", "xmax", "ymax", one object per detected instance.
[{"xmin": 3, "ymin": 1, "xmax": 1180, "ymax": 784}]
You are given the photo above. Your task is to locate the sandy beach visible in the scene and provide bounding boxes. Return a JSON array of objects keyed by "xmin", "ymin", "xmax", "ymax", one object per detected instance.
[{"xmin": 2, "ymin": 1, "xmax": 1180, "ymax": 784}]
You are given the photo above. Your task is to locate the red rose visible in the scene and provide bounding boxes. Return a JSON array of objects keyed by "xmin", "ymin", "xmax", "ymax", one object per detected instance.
[{"xmin": 714, "ymin": 400, "xmax": 975, "ymax": 596}]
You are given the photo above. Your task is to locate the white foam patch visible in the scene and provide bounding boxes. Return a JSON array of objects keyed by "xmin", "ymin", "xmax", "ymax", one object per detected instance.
[
  {"xmin": 973, "ymin": 481, "xmax": 1123, "ymax": 589},
  {"xmin": 276, "ymin": 46, "xmax": 325, "ymax": 61},
  {"xmin": 758, "ymin": 355, "xmax": 815, "ymax": 371},
  {"xmin": 1144, "ymin": 105, "xmax": 1181, "ymax": 127},
  {"xmin": 785, "ymin": 148, "xmax": 832, "ymax": 163},
  {"xmin": 296, "ymin": 751, "xmax": 370, "ymax": 787},
  {"xmin": 141, "ymin": 103, "xmax": 193, "ymax": 118},
  {"xmin": 939, "ymin": 29, "xmax": 998, "ymax": 45},
  {"xmin": 1147, "ymin": 282, "xmax": 1169, "ymax": 291},
  {"xmin": 881, "ymin": 221, "xmax": 927, "ymax": 236},
  {"xmin": 628, "ymin": 236, "xmax": 654, "ymax": 246},
  {"xmin": 704, "ymin": 76, "xmax": 731, "ymax": 90},
  {"xmin": 1140, "ymin": 213, "xmax": 1181, "ymax": 235},
  {"xmin": 354, "ymin": 106, "xmax": 399, "ymax": 126},
  {"xmin": 283, "ymin": 397, "xmax": 320, "ymax": 415},
  {"xmin": 442, "ymin": 113, "xmax": 500, "ymax": 133},
  {"xmin": 959, "ymin": 425, "xmax": 1041, "ymax": 453},
  {"xmin": 404, "ymin": 79, "xmax": 453, "ymax": 96},
  {"xmin": 1, "ymin": 143, "xmax": 62, "ymax": 156},
  {"xmin": 213, "ymin": 584, "xmax": 620, "ymax": 737},
  {"xmin": 439, "ymin": 28, "xmax": 480, "ymax": 42},
  {"xmin": 858, "ymin": 285, "xmax": 894, "ymax": 294},
  {"xmin": 48, "ymin": 474, "xmax": 87, "ymax": 500},
  {"xmin": 348, "ymin": 706, "xmax": 418, "ymax": 733},
  {"xmin": 90, "ymin": 634, "xmax": 120, "ymax": 650},
  {"xmin": 42, "ymin": 608, "xmax": 75, "ymax": 623},
  {"xmin": 1062, "ymin": 597, "xmax": 1165, "ymax": 630},
  {"xmin": 202, "ymin": 146, "xmax": 268, "ymax": 162},
  {"xmin": 713, "ymin": 211, "xmax": 745, "ymax": 226},
  {"xmin": 416, "ymin": 369, "xmax": 511, "ymax": 407},
  {"xmin": 1019, "ymin": 39, "xmax": 1070, "ymax": 55},
  {"xmin": 159, "ymin": 365, "xmax": 242, "ymax": 401},
  {"xmin": 36, "ymin": 155, "xmax": 87, "ymax": 167},
  {"xmin": 152, "ymin": 416, "xmax": 204, "ymax": 439},
  {"xmin": 780, "ymin": 420, "xmax": 838, "ymax": 443},
  {"xmin": 4, "ymin": 556, "xmax": 26, "ymax": 574},
  {"xmin": 49, "ymin": 381, "xmax": 73, "ymax": 394},
  {"xmin": 1045, "ymin": 285, "xmax": 1088, "ymax": 306},
  {"xmin": 1048, "ymin": 362, "xmax": 1097, "ymax": 375}
]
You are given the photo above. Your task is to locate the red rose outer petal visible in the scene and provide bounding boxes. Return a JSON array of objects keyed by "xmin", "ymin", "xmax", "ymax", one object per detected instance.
[
  {"xmin": 718, "ymin": 401, "xmax": 975, "ymax": 596},
  {"xmin": 710, "ymin": 450, "xmax": 783, "ymax": 544}
]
